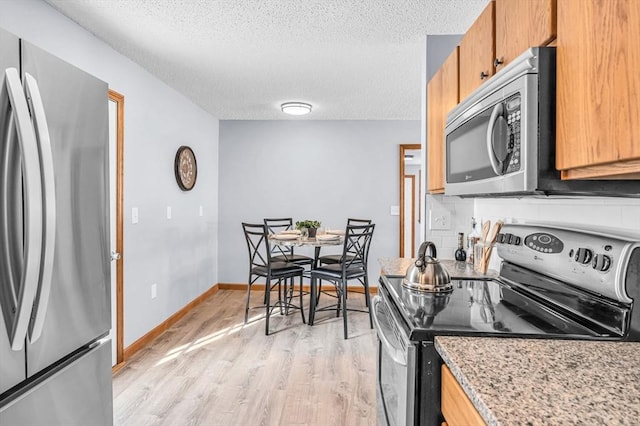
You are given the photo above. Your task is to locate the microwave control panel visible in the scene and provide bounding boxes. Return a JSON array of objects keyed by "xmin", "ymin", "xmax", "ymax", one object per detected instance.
[{"xmin": 504, "ymin": 94, "xmax": 521, "ymax": 174}]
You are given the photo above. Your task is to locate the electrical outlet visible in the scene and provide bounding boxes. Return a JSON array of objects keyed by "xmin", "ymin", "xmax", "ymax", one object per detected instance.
[
  {"xmin": 132, "ymin": 207, "xmax": 139, "ymax": 224},
  {"xmin": 429, "ymin": 209, "xmax": 451, "ymax": 230},
  {"xmin": 390, "ymin": 205, "xmax": 400, "ymax": 216},
  {"xmin": 151, "ymin": 283, "xmax": 157, "ymax": 299}
]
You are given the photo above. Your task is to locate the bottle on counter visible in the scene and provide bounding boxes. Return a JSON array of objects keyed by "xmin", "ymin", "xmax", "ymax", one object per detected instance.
[
  {"xmin": 467, "ymin": 217, "xmax": 481, "ymax": 264},
  {"xmin": 455, "ymin": 232, "xmax": 467, "ymax": 261}
]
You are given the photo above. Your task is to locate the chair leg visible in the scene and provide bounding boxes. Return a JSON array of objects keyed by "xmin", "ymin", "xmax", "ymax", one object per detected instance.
[
  {"xmin": 278, "ymin": 279, "xmax": 284, "ymax": 315},
  {"xmin": 336, "ymin": 283, "xmax": 341, "ymax": 318},
  {"xmin": 244, "ymin": 276, "xmax": 252, "ymax": 324},
  {"xmin": 309, "ymin": 276, "xmax": 317, "ymax": 326},
  {"xmin": 284, "ymin": 278, "xmax": 291, "ymax": 316},
  {"xmin": 341, "ymin": 279, "xmax": 348, "ymax": 339},
  {"xmin": 316, "ymin": 279, "xmax": 323, "ymax": 307},
  {"xmin": 265, "ymin": 279, "xmax": 271, "ymax": 336},
  {"xmin": 298, "ymin": 275, "xmax": 306, "ymax": 324},
  {"xmin": 363, "ymin": 275, "xmax": 373, "ymax": 329}
]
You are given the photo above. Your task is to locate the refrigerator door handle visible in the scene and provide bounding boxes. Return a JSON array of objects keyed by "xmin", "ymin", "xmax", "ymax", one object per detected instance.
[
  {"xmin": 24, "ymin": 73, "xmax": 56, "ymax": 343},
  {"xmin": 1, "ymin": 68, "xmax": 44, "ymax": 351}
]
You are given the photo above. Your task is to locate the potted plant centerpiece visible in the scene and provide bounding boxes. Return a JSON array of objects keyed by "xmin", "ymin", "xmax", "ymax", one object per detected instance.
[{"xmin": 295, "ymin": 220, "xmax": 321, "ymax": 238}]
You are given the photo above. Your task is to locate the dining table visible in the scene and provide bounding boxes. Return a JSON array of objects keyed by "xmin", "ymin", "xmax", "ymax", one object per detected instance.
[{"xmin": 269, "ymin": 230, "xmax": 344, "ymax": 269}]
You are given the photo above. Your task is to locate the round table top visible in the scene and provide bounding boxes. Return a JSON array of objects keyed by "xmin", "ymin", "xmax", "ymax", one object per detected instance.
[{"xmin": 269, "ymin": 233, "xmax": 343, "ymax": 247}]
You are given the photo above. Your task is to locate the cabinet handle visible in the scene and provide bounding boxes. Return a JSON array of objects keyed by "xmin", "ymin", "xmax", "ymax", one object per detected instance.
[
  {"xmin": 494, "ymin": 57, "xmax": 504, "ymax": 68},
  {"xmin": 480, "ymin": 71, "xmax": 489, "ymax": 80}
]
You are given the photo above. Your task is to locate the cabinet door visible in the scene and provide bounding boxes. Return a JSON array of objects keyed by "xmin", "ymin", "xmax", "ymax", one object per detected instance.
[
  {"xmin": 427, "ymin": 48, "xmax": 459, "ymax": 193},
  {"xmin": 441, "ymin": 365, "xmax": 485, "ymax": 426},
  {"xmin": 495, "ymin": 0, "xmax": 556, "ymax": 70},
  {"xmin": 556, "ymin": 0, "xmax": 640, "ymax": 179},
  {"xmin": 459, "ymin": 2, "xmax": 495, "ymax": 101}
]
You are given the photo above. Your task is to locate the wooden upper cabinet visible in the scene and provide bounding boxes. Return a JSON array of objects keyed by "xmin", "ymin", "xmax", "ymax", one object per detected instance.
[
  {"xmin": 427, "ymin": 48, "xmax": 459, "ymax": 193},
  {"xmin": 556, "ymin": 0, "xmax": 640, "ymax": 179},
  {"xmin": 494, "ymin": 0, "xmax": 556, "ymax": 70},
  {"xmin": 459, "ymin": 2, "xmax": 495, "ymax": 101}
]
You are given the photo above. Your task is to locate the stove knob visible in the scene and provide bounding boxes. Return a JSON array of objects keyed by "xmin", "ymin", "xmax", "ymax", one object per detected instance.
[
  {"xmin": 592, "ymin": 254, "xmax": 612, "ymax": 272},
  {"xmin": 574, "ymin": 248, "xmax": 593, "ymax": 264}
]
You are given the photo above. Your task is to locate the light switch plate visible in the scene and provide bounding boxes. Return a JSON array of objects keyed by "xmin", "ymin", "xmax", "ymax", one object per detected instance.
[
  {"xmin": 151, "ymin": 283, "xmax": 157, "ymax": 299},
  {"xmin": 167, "ymin": 206, "xmax": 172, "ymax": 219},
  {"xmin": 429, "ymin": 209, "xmax": 451, "ymax": 230},
  {"xmin": 132, "ymin": 207, "xmax": 139, "ymax": 224},
  {"xmin": 199, "ymin": 206, "xmax": 204, "ymax": 217},
  {"xmin": 390, "ymin": 205, "xmax": 400, "ymax": 216}
]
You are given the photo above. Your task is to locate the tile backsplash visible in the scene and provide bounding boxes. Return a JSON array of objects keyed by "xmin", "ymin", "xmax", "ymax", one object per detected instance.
[
  {"xmin": 424, "ymin": 195, "xmax": 474, "ymax": 259},
  {"xmin": 474, "ymin": 197, "xmax": 640, "ymax": 232},
  {"xmin": 425, "ymin": 194, "xmax": 640, "ymax": 268}
]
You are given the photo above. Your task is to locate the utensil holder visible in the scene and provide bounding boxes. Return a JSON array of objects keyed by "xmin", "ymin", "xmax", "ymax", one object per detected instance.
[{"xmin": 474, "ymin": 242, "xmax": 495, "ymax": 274}]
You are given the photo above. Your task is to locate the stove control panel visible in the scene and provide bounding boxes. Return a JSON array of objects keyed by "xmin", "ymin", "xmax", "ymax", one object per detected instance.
[
  {"xmin": 496, "ymin": 223, "xmax": 639, "ymax": 304},
  {"xmin": 523, "ymin": 232, "xmax": 564, "ymax": 253}
]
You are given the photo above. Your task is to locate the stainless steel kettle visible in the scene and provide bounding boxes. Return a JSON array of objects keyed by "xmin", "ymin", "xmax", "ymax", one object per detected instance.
[{"xmin": 403, "ymin": 241, "xmax": 452, "ymax": 292}]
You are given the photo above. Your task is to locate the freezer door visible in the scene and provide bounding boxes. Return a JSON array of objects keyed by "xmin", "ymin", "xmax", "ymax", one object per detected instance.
[
  {"xmin": 0, "ymin": 339, "xmax": 113, "ymax": 426},
  {"xmin": 0, "ymin": 27, "xmax": 27, "ymax": 396},
  {"xmin": 20, "ymin": 41, "xmax": 111, "ymax": 375}
]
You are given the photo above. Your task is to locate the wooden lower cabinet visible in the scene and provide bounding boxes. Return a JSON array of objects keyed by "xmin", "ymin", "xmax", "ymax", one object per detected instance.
[
  {"xmin": 441, "ymin": 365, "xmax": 486, "ymax": 426},
  {"xmin": 556, "ymin": 0, "xmax": 640, "ymax": 179}
]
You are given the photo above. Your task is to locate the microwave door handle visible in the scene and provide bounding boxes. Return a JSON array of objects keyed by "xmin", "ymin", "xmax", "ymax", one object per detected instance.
[
  {"xmin": 24, "ymin": 73, "xmax": 56, "ymax": 343},
  {"xmin": 2, "ymin": 68, "xmax": 44, "ymax": 351},
  {"xmin": 486, "ymin": 103, "xmax": 504, "ymax": 176}
]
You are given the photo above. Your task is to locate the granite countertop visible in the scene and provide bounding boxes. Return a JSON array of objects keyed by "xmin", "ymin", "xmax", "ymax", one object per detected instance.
[
  {"xmin": 435, "ymin": 336, "xmax": 640, "ymax": 425},
  {"xmin": 378, "ymin": 257, "xmax": 497, "ymax": 279}
]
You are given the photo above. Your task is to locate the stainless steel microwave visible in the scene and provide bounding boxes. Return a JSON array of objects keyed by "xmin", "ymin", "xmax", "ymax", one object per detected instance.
[{"xmin": 444, "ymin": 47, "xmax": 639, "ymax": 198}]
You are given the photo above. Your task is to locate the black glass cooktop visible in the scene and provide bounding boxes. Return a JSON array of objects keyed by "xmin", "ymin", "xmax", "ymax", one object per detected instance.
[{"xmin": 379, "ymin": 272, "xmax": 627, "ymax": 342}]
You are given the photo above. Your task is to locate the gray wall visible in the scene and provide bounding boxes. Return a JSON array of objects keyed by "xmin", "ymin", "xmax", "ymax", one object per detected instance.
[
  {"xmin": 219, "ymin": 120, "xmax": 421, "ymax": 285},
  {"xmin": 1, "ymin": 0, "xmax": 219, "ymax": 346}
]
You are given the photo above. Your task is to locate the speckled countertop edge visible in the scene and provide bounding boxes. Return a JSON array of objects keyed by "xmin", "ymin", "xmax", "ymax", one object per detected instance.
[
  {"xmin": 435, "ymin": 336, "xmax": 640, "ymax": 426},
  {"xmin": 378, "ymin": 257, "xmax": 497, "ymax": 279},
  {"xmin": 435, "ymin": 338, "xmax": 499, "ymax": 426}
]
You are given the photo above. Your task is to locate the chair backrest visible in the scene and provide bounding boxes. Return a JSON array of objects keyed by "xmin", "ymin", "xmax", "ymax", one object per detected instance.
[
  {"xmin": 242, "ymin": 222, "xmax": 271, "ymax": 269},
  {"xmin": 347, "ymin": 218, "xmax": 372, "ymax": 226},
  {"xmin": 264, "ymin": 217, "xmax": 294, "ymax": 233},
  {"xmin": 341, "ymin": 223, "xmax": 375, "ymax": 272},
  {"xmin": 264, "ymin": 218, "xmax": 296, "ymax": 260}
]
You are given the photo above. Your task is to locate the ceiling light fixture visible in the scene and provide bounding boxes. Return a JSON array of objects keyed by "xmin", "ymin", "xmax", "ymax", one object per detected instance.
[{"xmin": 281, "ymin": 102, "xmax": 312, "ymax": 116}]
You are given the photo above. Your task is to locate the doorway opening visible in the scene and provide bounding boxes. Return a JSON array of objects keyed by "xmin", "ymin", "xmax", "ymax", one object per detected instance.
[{"xmin": 399, "ymin": 144, "xmax": 421, "ymax": 257}]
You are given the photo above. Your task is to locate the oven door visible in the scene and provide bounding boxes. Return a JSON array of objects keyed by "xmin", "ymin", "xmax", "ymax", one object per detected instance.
[{"xmin": 372, "ymin": 295, "xmax": 416, "ymax": 426}]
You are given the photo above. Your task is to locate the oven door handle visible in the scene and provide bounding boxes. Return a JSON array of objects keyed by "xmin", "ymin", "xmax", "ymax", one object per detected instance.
[{"xmin": 371, "ymin": 296, "xmax": 407, "ymax": 367}]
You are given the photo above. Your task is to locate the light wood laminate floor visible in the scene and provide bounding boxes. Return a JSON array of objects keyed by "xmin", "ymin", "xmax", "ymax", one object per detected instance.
[{"xmin": 113, "ymin": 289, "xmax": 378, "ymax": 426}]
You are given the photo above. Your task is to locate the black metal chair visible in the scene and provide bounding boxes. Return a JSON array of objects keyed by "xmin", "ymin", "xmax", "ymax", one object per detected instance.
[
  {"xmin": 315, "ymin": 218, "xmax": 373, "ymax": 305},
  {"xmin": 309, "ymin": 223, "xmax": 375, "ymax": 339},
  {"xmin": 317, "ymin": 218, "xmax": 372, "ymax": 266},
  {"xmin": 242, "ymin": 223, "xmax": 306, "ymax": 335},
  {"xmin": 263, "ymin": 218, "xmax": 314, "ymax": 267}
]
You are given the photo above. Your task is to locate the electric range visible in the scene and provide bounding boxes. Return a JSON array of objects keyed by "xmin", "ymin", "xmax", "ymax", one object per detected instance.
[{"xmin": 373, "ymin": 223, "xmax": 640, "ymax": 426}]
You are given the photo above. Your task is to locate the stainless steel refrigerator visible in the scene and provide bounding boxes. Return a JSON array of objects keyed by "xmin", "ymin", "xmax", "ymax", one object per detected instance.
[{"xmin": 0, "ymin": 28, "xmax": 113, "ymax": 425}]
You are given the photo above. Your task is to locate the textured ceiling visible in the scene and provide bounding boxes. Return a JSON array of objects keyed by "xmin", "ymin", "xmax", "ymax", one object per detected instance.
[{"xmin": 43, "ymin": 0, "xmax": 489, "ymax": 120}]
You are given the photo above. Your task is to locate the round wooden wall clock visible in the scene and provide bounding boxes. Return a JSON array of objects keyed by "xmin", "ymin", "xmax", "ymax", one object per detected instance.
[{"xmin": 174, "ymin": 146, "xmax": 197, "ymax": 191}]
